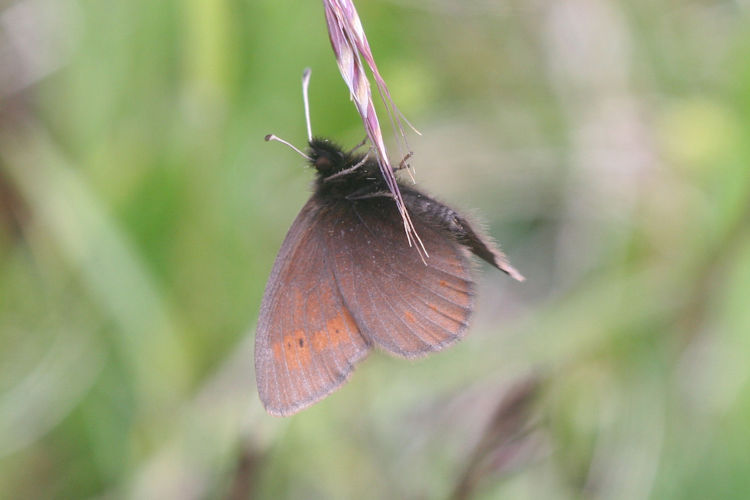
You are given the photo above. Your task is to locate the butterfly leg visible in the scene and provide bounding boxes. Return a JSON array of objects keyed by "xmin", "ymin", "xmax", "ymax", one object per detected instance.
[
  {"xmin": 394, "ymin": 151, "xmax": 414, "ymax": 172},
  {"xmin": 346, "ymin": 136, "xmax": 369, "ymax": 155},
  {"xmin": 345, "ymin": 190, "xmax": 395, "ymax": 201},
  {"xmin": 323, "ymin": 152, "xmax": 371, "ymax": 182}
]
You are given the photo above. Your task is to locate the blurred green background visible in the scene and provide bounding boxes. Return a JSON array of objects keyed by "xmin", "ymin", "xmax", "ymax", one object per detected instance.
[{"xmin": 1, "ymin": 0, "xmax": 749, "ymax": 498}]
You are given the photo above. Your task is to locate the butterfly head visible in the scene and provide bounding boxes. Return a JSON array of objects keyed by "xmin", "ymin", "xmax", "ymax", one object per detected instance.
[{"xmin": 307, "ymin": 138, "xmax": 350, "ymax": 177}]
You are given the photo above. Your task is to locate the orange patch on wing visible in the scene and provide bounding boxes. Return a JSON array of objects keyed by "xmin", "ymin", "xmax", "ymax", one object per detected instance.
[
  {"xmin": 282, "ymin": 330, "xmax": 311, "ymax": 370},
  {"xmin": 272, "ymin": 342, "xmax": 283, "ymax": 362},
  {"xmin": 326, "ymin": 314, "xmax": 352, "ymax": 346},
  {"xmin": 306, "ymin": 312, "xmax": 359, "ymax": 354},
  {"xmin": 426, "ymin": 302, "xmax": 465, "ymax": 325},
  {"xmin": 311, "ymin": 330, "xmax": 328, "ymax": 351},
  {"xmin": 403, "ymin": 311, "xmax": 416, "ymax": 324}
]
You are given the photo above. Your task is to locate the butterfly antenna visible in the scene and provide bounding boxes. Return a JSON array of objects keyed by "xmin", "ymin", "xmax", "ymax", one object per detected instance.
[
  {"xmin": 302, "ymin": 67, "xmax": 313, "ymax": 142},
  {"xmin": 265, "ymin": 134, "xmax": 312, "ymax": 161}
]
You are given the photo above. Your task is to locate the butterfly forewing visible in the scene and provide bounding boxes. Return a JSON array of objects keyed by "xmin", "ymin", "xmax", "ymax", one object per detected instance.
[
  {"xmin": 255, "ymin": 199, "xmax": 371, "ymax": 416},
  {"xmin": 325, "ymin": 197, "xmax": 476, "ymax": 359}
]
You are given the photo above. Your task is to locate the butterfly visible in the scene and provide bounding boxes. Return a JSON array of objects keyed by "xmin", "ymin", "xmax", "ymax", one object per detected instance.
[{"xmin": 255, "ymin": 70, "xmax": 523, "ymax": 416}]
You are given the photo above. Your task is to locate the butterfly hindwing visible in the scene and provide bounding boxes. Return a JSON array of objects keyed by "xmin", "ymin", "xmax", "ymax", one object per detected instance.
[{"xmin": 325, "ymin": 196, "xmax": 476, "ymax": 359}]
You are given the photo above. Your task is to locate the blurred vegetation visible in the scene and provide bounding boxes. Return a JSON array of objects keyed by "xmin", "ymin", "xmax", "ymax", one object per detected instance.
[{"xmin": 1, "ymin": 0, "xmax": 749, "ymax": 499}]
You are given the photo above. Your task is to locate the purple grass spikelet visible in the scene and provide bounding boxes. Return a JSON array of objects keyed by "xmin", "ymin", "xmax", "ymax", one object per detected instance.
[{"xmin": 321, "ymin": 0, "xmax": 425, "ymax": 256}]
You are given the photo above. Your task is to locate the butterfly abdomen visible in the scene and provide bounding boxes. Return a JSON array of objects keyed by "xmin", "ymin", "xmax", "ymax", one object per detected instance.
[{"xmin": 401, "ymin": 188, "xmax": 525, "ymax": 281}]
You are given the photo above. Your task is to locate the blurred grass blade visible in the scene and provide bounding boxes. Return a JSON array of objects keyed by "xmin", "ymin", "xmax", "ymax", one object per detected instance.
[
  {"xmin": 0, "ymin": 322, "xmax": 103, "ymax": 458},
  {"xmin": 0, "ymin": 122, "xmax": 191, "ymax": 413}
]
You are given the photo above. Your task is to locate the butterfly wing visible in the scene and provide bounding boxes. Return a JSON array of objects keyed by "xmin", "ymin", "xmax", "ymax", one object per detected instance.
[
  {"xmin": 255, "ymin": 198, "xmax": 371, "ymax": 416},
  {"xmin": 325, "ymin": 197, "xmax": 476, "ymax": 359}
]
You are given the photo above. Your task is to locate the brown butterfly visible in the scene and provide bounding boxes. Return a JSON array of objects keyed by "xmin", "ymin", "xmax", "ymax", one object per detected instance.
[{"xmin": 256, "ymin": 71, "xmax": 524, "ymax": 417}]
